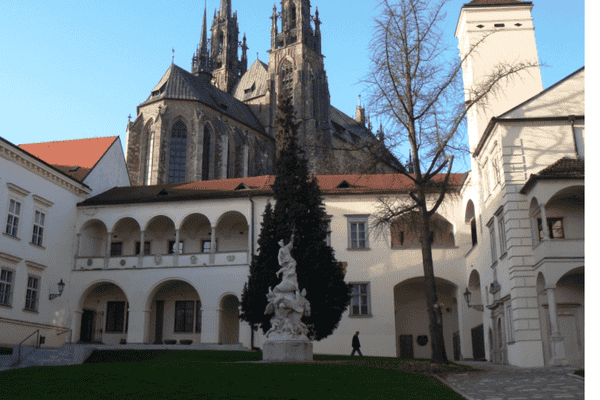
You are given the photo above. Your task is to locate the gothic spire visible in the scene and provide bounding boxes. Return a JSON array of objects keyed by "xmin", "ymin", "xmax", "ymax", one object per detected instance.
[
  {"xmin": 200, "ymin": 1, "xmax": 208, "ymax": 53},
  {"xmin": 220, "ymin": 0, "xmax": 231, "ymax": 18},
  {"xmin": 192, "ymin": 0, "xmax": 213, "ymax": 76}
]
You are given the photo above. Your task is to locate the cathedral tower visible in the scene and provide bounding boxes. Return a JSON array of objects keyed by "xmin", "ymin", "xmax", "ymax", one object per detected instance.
[
  {"xmin": 268, "ymin": 0, "xmax": 332, "ymax": 173},
  {"xmin": 191, "ymin": 3, "xmax": 213, "ymax": 76},
  {"xmin": 456, "ymin": 0, "xmax": 543, "ymax": 150},
  {"xmin": 210, "ymin": 0, "xmax": 245, "ymax": 93}
]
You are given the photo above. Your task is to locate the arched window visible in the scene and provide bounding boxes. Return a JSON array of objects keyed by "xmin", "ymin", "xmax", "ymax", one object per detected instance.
[
  {"xmin": 168, "ymin": 120, "xmax": 188, "ymax": 183},
  {"xmin": 202, "ymin": 125, "xmax": 211, "ymax": 181},
  {"xmin": 144, "ymin": 122, "xmax": 154, "ymax": 185},
  {"xmin": 279, "ymin": 60, "xmax": 293, "ymax": 102},
  {"xmin": 465, "ymin": 200, "xmax": 477, "ymax": 246},
  {"xmin": 290, "ymin": 5, "xmax": 297, "ymax": 30}
]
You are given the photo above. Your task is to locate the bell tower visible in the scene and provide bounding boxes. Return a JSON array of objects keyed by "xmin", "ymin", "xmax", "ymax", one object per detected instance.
[
  {"xmin": 268, "ymin": 0, "xmax": 332, "ymax": 173},
  {"xmin": 210, "ymin": 0, "xmax": 244, "ymax": 93}
]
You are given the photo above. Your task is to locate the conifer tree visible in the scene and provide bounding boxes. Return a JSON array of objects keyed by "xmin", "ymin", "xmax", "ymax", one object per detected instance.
[{"xmin": 241, "ymin": 95, "xmax": 351, "ymax": 341}]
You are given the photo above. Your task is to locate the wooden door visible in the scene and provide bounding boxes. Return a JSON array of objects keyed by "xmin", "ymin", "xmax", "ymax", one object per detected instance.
[
  {"xmin": 452, "ymin": 332, "xmax": 461, "ymax": 361},
  {"xmin": 471, "ymin": 324, "xmax": 485, "ymax": 360},
  {"xmin": 154, "ymin": 300, "xmax": 164, "ymax": 344},
  {"xmin": 399, "ymin": 335, "xmax": 414, "ymax": 358},
  {"xmin": 80, "ymin": 309, "xmax": 95, "ymax": 343}
]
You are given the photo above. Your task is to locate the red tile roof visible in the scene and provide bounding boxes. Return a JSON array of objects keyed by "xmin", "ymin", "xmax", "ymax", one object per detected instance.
[
  {"xmin": 79, "ymin": 173, "xmax": 466, "ymax": 206},
  {"xmin": 19, "ymin": 136, "xmax": 118, "ymax": 182},
  {"xmin": 520, "ymin": 157, "xmax": 584, "ymax": 194},
  {"xmin": 468, "ymin": 0, "xmax": 523, "ymax": 3}
]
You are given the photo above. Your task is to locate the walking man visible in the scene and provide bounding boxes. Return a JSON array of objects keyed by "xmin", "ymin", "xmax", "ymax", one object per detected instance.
[{"xmin": 351, "ymin": 331, "xmax": 363, "ymax": 356}]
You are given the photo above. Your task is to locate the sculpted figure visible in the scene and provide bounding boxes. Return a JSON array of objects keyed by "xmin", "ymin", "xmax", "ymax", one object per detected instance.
[{"xmin": 274, "ymin": 235, "xmax": 298, "ymax": 294}]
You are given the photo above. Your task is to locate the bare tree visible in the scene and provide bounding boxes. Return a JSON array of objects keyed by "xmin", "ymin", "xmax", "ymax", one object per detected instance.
[{"xmin": 364, "ymin": 0, "xmax": 539, "ymax": 364}]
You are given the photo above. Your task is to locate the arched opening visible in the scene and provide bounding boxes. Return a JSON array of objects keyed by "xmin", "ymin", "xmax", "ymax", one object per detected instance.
[
  {"xmin": 79, "ymin": 219, "xmax": 108, "ymax": 258},
  {"xmin": 465, "ymin": 200, "xmax": 477, "ymax": 246},
  {"xmin": 393, "ymin": 277, "xmax": 459, "ymax": 360},
  {"xmin": 143, "ymin": 120, "xmax": 154, "ymax": 185},
  {"xmin": 216, "ymin": 211, "xmax": 249, "ymax": 253},
  {"xmin": 146, "ymin": 280, "xmax": 201, "ymax": 345},
  {"xmin": 110, "ymin": 218, "xmax": 142, "ymax": 257},
  {"xmin": 202, "ymin": 124, "xmax": 212, "ymax": 181},
  {"xmin": 467, "ymin": 270, "xmax": 485, "ymax": 360},
  {"xmin": 78, "ymin": 282, "xmax": 128, "ymax": 345},
  {"xmin": 219, "ymin": 294, "xmax": 239, "ymax": 345},
  {"xmin": 145, "ymin": 216, "xmax": 177, "ymax": 256},
  {"xmin": 555, "ymin": 267, "xmax": 584, "ymax": 367},
  {"xmin": 279, "ymin": 60, "xmax": 293, "ymax": 103},
  {"xmin": 168, "ymin": 119, "xmax": 188, "ymax": 183},
  {"xmin": 180, "ymin": 213, "xmax": 212, "ymax": 254},
  {"xmin": 391, "ymin": 212, "xmax": 455, "ymax": 249}
]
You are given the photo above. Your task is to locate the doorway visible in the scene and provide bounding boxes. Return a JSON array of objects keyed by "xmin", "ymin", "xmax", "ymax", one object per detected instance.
[
  {"xmin": 80, "ymin": 309, "xmax": 95, "ymax": 343},
  {"xmin": 471, "ymin": 324, "xmax": 485, "ymax": 360},
  {"xmin": 399, "ymin": 335, "xmax": 414, "ymax": 358},
  {"xmin": 154, "ymin": 300, "xmax": 164, "ymax": 344}
]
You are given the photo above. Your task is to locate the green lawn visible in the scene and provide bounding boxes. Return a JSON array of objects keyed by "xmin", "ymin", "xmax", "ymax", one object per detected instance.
[
  {"xmin": 574, "ymin": 370, "xmax": 584, "ymax": 377},
  {"xmin": 1, "ymin": 351, "xmax": 466, "ymax": 400}
]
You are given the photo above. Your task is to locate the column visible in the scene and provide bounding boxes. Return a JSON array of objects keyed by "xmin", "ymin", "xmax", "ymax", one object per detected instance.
[
  {"xmin": 539, "ymin": 204, "xmax": 550, "ymax": 241},
  {"xmin": 71, "ymin": 310, "xmax": 83, "ymax": 343},
  {"xmin": 74, "ymin": 234, "xmax": 81, "ymax": 270},
  {"xmin": 104, "ymin": 232, "xmax": 112, "ymax": 269},
  {"xmin": 138, "ymin": 230, "xmax": 145, "ymax": 268},
  {"xmin": 126, "ymin": 309, "xmax": 150, "ymax": 344},
  {"xmin": 174, "ymin": 229, "xmax": 180, "ymax": 267},
  {"xmin": 547, "ymin": 287, "xmax": 567, "ymax": 365},
  {"xmin": 210, "ymin": 226, "xmax": 217, "ymax": 264}
]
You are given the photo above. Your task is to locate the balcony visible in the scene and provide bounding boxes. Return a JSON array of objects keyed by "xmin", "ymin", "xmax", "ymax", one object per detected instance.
[
  {"xmin": 75, "ymin": 251, "xmax": 249, "ymax": 271},
  {"xmin": 533, "ymin": 238, "xmax": 584, "ymax": 266}
]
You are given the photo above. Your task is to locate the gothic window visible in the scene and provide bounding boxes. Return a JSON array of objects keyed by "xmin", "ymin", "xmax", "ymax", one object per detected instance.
[
  {"xmin": 279, "ymin": 60, "xmax": 293, "ymax": 102},
  {"xmin": 168, "ymin": 120, "xmax": 188, "ymax": 183},
  {"xmin": 202, "ymin": 125, "xmax": 212, "ymax": 181},
  {"xmin": 290, "ymin": 5, "xmax": 297, "ymax": 30},
  {"xmin": 144, "ymin": 124, "xmax": 154, "ymax": 185}
]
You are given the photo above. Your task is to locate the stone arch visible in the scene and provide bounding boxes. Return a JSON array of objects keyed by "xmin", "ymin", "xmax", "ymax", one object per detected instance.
[
  {"xmin": 75, "ymin": 280, "xmax": 130, "ymax": 344},
  {"xmin": 465, "ymin": 200, "xmax": 477, "ymax": 246},
  {"xmin": 179, "ymin": 213, "xmax": 212, "ymax": 254},
  {"xmin": 167, "ymin": 117, "xmax": 189, "ymax": 183},
  {"xmin": 393, "ymin": 276, "xmax": 459, "ymax": 360},
  {"xmin": 79, "ymin": 219, "xmax": 108, "ymax": 258},
  {"xmin": 218, "ymin": 293, "xmax": 240, "ymax": 345},
  {"xmin": 144, "ymin": 278, "xmax": 202, "ymax": 345},
  {"xmin": 215, "ymin": 211, "xmax": 249, "ymax": 253},
  {"xmin": 144, "ymin": 215, "xmax": 177, "ymax": 256},
  {"xmin": 110, "ymin": 217, "xmax": 143, "ymax": 257}
]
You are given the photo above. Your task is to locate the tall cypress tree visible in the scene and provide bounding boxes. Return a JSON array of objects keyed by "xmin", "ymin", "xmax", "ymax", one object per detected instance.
[{"xmin": 241, "ymin": 96, "xmax": 351, "ymax": 341}]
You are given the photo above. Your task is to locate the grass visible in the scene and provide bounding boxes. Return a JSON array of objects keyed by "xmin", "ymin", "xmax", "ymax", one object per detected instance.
[
  {"xmin": 574, "ymin": 370, "xmax": 584, "ymax": 377},
  {"xmin": 0, "ymin": 347, "xmax": 12, "ymax": 355},
  {"xmin": 1, "ymin": 350, "xmax": 468, "ymax": 399}
]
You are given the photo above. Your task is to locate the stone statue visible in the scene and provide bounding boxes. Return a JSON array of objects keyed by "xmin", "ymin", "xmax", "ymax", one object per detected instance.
[{"xmin": 264, "ymin": 234, "xmax": 312, "ymax": 341}]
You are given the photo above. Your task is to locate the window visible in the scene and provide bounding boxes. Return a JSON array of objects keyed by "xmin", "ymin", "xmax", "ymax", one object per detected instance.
[
  {"xmin": 482, "ymin": 161, "xmax": 490, "ymax": 198},
  {"xmin": 24, "ymin": 276, "xmax": 39, "ymax": 311},
  {"xmin": 488, "ymin": 222, "xmax": 498, "ymax": 264},
  {"xmin": 110, "ymin": 242, "xmax": 123, "ymax": 257},
  {"xmin": 470, "ymin": 219, "xmax": 478, "ymax": 246},
  {"xmin": 135, "ymin": 241, "xmax": 151, "ymax": 255},
  {"xmin": 347, "ymin": 215, "xmax": 369, "ymax": 249},
  {"xmin": 537, "ymin": 218, "xmax": 565, "ymax": 240},
  {"xmin": 202, "ymin": 126, "xmax": 211, "ymax": 181},
  {"xmin": 202, "ymin": 240, "xmax": 212, "ymax": 253},
  {"xmin": 5, "ymin": 199, "xmax": 21, "ymax": 237},
  {"xmin": 324, "ymin": 218, "xmax": 332, "ymax": 247},
  {"xmin": 145, "ymin": 127, "xmax": 155, "ymax": 185},
  {"xmin": 31, "ymin": 210, "xmax": 45, "ymax": 246},
  {"xmin": 497, "ymin": 215, "xmax": 507, "ymax": 256},
  {"xmin": 279, "ymin": 60, "xmax": 293, "ymax": 102},
  {"xmin": 168, "ymin": 120, "xmax": 188, "ymax": 184},
  {"xmin": 0, "ymin": 269, "xmax": 13, "ymax": 307},
  {"xmin": 505, "ymin": 304, "xmax": 514, "ymax": 343},
  {"xmin": 168, "ymin": 241, "xmax": 184, "ymax": 254},
  {"xmin": 350, "ymin": 283, "xmax": 370, "ymax": 316},
  {"xmin": 175, "ymin": 300, "xmax": 195, "ymax": 333},
  {"xmin": 106, "ymin": 301, "xmax": 126, "ymax": 333},
  {"xmin": 195, "ymin": 300, "xmax": 202, "ymax": 333}
]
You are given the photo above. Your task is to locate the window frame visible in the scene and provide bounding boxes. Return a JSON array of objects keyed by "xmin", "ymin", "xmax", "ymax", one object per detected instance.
[
  {"xmin": 174, "ymin": 300, "xmax": 195, "ymax": 333},
  {"xmin": 105, "ymin": 301, "xmax": 126, "ymax": 333},
  {"xmin": 168, "ymin": 240, "xmax": 184, "ymax": 254},
  {"xmin": 5, "ymin": 198, "xmax": 22, "ymax": 238},
  {"xmin": 537, "ymin": 217, "xmax": 565, "ymax": 240},
  {"xmin": 135, "ymin": 241, "xmax": 151, "ymax": 256},
  {"xmin": 201, "ymin": 239, "xmax": 212, "ymax": 253},
  {"xmin": 31, "ymin": 210, "xmax": 46, "ymax": 247},
  {"xmin": 24, "ymin": 275, "xmax": 40, "ymax": 312},
  {"xmin": 496, "ymin": 209, "xmax": 507, "ymax": 257},
  {"xmin": 110, "ymin": 242, "xmax": 123, "ymax": 257},
  {"xmin": 0, "ymin": 268, "xmax": 14, "ymax": 307},
  {"xmin": 349, "ymin": 282, "xmax": 371, "ymax": 317},
  {"xmin": 487, "ymin": 219, "xmax": 498, "ymax": 265},
  {"xmin": 346, "ymin": 215, "xmax": 369, "ymax": 250}
]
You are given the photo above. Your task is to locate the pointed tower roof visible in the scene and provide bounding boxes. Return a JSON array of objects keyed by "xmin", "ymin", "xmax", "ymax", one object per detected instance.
[
  {"xmin": 192, "ymin": 1, "xmax": 213, "ymax": 76},
  {"xmin": 200, "ymin": 2, "xmax": 208, "ymax": 53}
]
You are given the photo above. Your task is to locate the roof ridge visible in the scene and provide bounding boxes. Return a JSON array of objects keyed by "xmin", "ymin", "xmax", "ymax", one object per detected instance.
[{"xmin": 19, "ymin": 135, "xmax": 118, "ymax": 146}]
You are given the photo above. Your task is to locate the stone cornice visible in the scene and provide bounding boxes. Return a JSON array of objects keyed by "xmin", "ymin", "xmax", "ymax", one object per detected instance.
[
  {"xmin": 25, "ymin": 259, "xmax": 48, "ymax": 272},
  {"xmin": 32, "ymin": 194, "xmax": 55, "ymax": 208},
  {"xmin": 6, "ymin": 182, "xmax": 31, "ymax": 197},
  {"xmin": 0, "ymin": 251, "xmax": 22, "ymax": 265},
  {"xmin": 0, "ymin": 141, "xmax": 91, "ymax": 197}
]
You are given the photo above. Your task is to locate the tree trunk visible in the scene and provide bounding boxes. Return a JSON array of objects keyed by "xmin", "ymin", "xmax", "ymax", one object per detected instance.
[{"xmin": 420, "ymin": 205, "xmax": 449, "ymax": 364}]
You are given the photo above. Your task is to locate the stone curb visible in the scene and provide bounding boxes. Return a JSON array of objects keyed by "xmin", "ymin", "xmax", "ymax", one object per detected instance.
[
  {"xmin": 433, "ymin": 374, "xmax": 474, "ymax": 400},
  {"xmin": 567, "ymin": 373, "xmax": 584, "ymax": 381}
]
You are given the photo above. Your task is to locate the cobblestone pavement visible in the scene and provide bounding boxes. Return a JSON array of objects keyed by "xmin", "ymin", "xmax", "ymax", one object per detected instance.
[{"xmin": 437, "ymin": 362, "xmax": 584, "ymax": 400}]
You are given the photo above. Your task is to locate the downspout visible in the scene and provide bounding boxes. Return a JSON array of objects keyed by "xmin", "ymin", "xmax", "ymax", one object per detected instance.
[
  {"xmin": 568, "ymin": 115, "xmax": 580, "ymax": 158},
  {"xmin": 248, "ymin": 194, "xmax": 258, "ymax": 351}
]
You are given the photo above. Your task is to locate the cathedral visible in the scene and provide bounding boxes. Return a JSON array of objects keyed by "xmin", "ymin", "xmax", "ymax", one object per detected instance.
[{"xmin": 124, "ymin": 0, "xmax": 402, "ymax": 186}]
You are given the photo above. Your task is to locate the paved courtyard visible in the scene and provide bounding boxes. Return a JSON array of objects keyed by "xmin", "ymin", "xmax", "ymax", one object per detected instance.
[{"xmin": 438, "ymin": 362, "xmax": 584, "ymax": 400}]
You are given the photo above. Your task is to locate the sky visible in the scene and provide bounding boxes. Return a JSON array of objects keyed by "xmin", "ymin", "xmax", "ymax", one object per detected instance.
[{"xmin": 0, "ymin": 0, "xmax": 585, "ymax": 172}]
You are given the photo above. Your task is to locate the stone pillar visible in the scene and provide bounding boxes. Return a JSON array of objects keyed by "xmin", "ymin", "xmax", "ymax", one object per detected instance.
[
  {"xmin": 201, "ymin": 307, "xmax": 219, "ymax": 344},
  {"xmin": 247, "ymin": 224, "xmax": 252, "ymax": 263},
  {"xmin": 126, "ymin": 309, "xmax": 150, "ymax": 344},
  {"xmin": 539, "ymin": 204, "xmax": 550, "ymax": 241},
  {"xmin": 138, "ymin": 230, "xmax": 145, "ymax": 268},
  {"xmin": 75, "ymin": 233, "xmax": 81, "ymax": 258},
  {"xmin": 210, "ymin": 226, "xmax": 217, "ymax": 264},
  {"xmin": 546, "ymin": 287, "xmax": 567, "ymax": 365},
  {"xmin": 174, "ymin": 229, "xmax": 180, "ymax": 267},
  {"xmin": 104, "ymin": 232, "xmax": 112, "ymax": 269}
]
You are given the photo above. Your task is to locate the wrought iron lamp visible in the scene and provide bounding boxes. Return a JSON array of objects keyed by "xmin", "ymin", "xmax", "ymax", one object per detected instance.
[
  {"xmin": 49, "ymin": 279, "xmax": 65, "ymax": 300},
  {"xmin": 463, "ymin": 288, "xmax": 484, "ymax": 312}
]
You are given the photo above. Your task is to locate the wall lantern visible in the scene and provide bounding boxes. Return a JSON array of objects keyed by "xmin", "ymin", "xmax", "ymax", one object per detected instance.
[
  {"xmin": 463, "ymin": 288, "xmax": 484, "ymax": 312},
  {"xmin": 49, "ymin": 279, "xmax": 66, "ymax": 300}
]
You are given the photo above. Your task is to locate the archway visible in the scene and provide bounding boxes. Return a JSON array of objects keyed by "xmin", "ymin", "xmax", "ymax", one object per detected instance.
[
  {"xmin": 555, "ymin": 267, "xmax": 584, "ymax": 367},
  {"xmin": 77, "ymin": 282, "xmax": 129, "ymax": 345},
  {"xmin": 219, "ymin": 295, "xmax": 240, "ymax": 345},
  {"xmin": 79, "ymin": 219, "xmax": 108, "ymax": 258},
  {"xmin": 145, "ymin": 280, "xmax": 201, "ymax": 345},
  {"xmin": 393, "ymin": 277, "xmax": 459, "ymax": 360},
  {"xmin": 467, "ymin": 270, "xmax": 485, "ymax": 360}
]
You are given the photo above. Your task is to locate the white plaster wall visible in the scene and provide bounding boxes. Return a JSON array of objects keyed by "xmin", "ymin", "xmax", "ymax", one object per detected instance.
[{"xmin": 83, "ymin": 138, "xmax": 131, "ymax": 196}]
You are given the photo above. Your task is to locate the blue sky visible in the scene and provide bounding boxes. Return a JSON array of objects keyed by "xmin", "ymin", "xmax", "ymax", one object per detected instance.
[{"xmin": 0, "ymin": 0, "xmax": 584, "ymax": 172}]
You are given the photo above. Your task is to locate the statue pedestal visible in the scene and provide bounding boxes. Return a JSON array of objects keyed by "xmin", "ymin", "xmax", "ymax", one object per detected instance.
[{"xmin": 263, "ymin": 340, "xmax": 313, "ymax": 362}]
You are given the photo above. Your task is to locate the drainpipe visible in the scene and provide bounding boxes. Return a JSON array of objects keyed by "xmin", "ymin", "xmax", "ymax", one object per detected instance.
[{"xmin": 568, "ymin": 116, "xmax": 580, "ymax": 158}]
